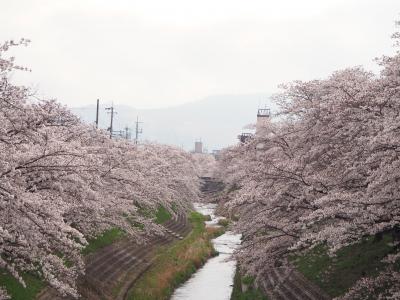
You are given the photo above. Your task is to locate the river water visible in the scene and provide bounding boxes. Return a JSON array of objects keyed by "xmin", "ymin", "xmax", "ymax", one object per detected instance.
[{"xmin": 171, "ymin": 203, "xmax": 242, "ymax": 300}]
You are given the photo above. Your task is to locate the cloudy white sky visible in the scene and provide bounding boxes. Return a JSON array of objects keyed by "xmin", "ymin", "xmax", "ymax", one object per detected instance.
[{"xmin": 1, "ymin": 0, "xmax": 400, "ymax": 108}]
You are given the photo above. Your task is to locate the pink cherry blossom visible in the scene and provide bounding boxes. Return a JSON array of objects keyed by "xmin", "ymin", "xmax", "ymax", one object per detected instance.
[
  {"xmin": 0, "ymin": 40, "xmax": 202, "ymax": 298},
  {"xmin": 217, "ymin": 27, "xmax": 400, "ymax": 299}
]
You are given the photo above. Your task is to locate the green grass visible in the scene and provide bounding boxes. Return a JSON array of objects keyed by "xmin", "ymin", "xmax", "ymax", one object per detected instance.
[
  {"xmin": 0, "ymin": 269, "xmax": 44, "ymax": 300},
  {"xmin": 203, "ymin": 214, "xmax": 212, "ymax": 221},
  {"xmin": 155, "ymin": 206, "xmax": 172, "ymax": 224},
  {"xmin": 230, "ymin": 270, "xmax": 268, "ymax": 300},
  {"xmin": 291, "ymin": 234, "xmax": 395, "ymax": 298},
  {"xmin": 82, "ymin": 227, "xmax": 125, "ymax": 255},
  {"xmin": 137, "ymin": 204, "xmax": 172, "ymax": 224},
  {"xmin": 127, "ymin": 211, "xmax": 224, "ymax": 300},
  {"xmin": 82, "ymin": 206, "xmax": 174, "ymax": 257},
  {"xmin": 218, "ymin": 218, "xmax": 230, "ymax": 227},
  {"xmin": 0, "ymin": 211, "xmax": 167, "ymax": 298}
]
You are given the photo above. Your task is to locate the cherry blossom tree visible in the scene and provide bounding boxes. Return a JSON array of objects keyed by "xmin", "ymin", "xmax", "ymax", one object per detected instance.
[
  {"xmin": 192, "ymin": 153, "xmax": 217, "ymax": 177},
  {"xmin": 0, "ymin": 40, "xmax": 201, "ymax": 298},
  {"xmin": 218, "ymin": 28, "xmax": 400, "ymax": 299},
  {"xmin": 0, "ymin": 287, "xmax": 9, "ymax": 300}
]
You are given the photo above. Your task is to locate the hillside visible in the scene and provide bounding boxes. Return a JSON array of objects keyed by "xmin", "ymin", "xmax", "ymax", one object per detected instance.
[{"xmin": 71, "ymin": 94, "xmax": 273, "ymax": 151}]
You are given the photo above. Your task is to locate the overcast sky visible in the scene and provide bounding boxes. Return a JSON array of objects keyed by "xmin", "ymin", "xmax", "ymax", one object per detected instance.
[{"xmin": 1, "ymin": 0, "xmax": 400, "ymax": 108}]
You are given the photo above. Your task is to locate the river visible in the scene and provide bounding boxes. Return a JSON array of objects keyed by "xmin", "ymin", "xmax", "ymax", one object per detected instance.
[{"xmin": 171, "ymin": 203, "xmax": 242, "ymax": 300}]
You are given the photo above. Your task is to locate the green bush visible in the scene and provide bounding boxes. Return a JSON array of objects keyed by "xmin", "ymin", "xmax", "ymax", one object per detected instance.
[{"xmin": 155, "ymin": 206, "xmax": 172, "ymax": 224}]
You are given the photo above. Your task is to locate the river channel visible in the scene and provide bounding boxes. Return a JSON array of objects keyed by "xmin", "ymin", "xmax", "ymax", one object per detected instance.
[{"xmin": 171, "ymin": 203, "xmax": 241, "ymax": 300}]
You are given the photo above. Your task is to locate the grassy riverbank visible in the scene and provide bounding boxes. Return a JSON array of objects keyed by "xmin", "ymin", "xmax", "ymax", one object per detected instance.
[
  {"xmin": 82, "ymin": 227, "xmax": 125, "ymax": 255},
  {"xmin": 291, "ymin": 234, "xmax": 396, "ymax": 298},
  {"xmin": 0, "ymin": 228, "xmax": 125, "ymax": 300},
  {"xmin": 0, "ymin": 205, "xmax": 176, "ymax": 299},
  {"xmin": 229, "ymin": 233, "xmax": 396, "ymax": 300},
  {"xmin": 0, "ymin": 270, "xmax": 44, "ymax": 300},
  {"xmin": 126, "ymin": 211, "xmax": 224, "ymax": 300}
]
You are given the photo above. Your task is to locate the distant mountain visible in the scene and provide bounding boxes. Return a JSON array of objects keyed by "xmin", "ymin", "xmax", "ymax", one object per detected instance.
[{"xmin": 71, "ymin": 94, "xmax": 274, "ymax": 151}]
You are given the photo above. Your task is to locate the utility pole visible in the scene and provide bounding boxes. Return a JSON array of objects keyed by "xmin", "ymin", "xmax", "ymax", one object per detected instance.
[
  {"xmin": 95, "ymin": 99, "xmax": 99, "ymax": 129},
  {"xmin": 105, "ymin": 103, "xmax": 117, "ymax": 139},
  {"xmin": 134, "ymin": 116, "xmax": 143, "ymax": 145},
  {"xmin": 124, "ymin": 126, "xmax": 130, "ymax": 140}
]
